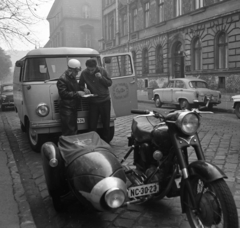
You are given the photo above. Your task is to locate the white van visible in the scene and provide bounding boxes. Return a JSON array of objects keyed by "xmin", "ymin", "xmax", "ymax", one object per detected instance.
[{"xmin": 13, "ymin": 47, "xmax": 137, "ymax": 151}]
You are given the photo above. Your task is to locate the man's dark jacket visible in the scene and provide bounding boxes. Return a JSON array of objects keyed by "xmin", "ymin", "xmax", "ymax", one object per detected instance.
[
  {"xmin": 57, "ymin": 70, "xmax": 81, "ymax": 109},
  {"xmin": 79, "ymin": 66, "xmax": 112, "ymax": 103}
]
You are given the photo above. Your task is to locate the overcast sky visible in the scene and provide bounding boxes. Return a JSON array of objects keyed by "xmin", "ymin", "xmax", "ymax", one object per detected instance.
[{"xmin": 7, "ymin": 0, "xmax": 54, "ymax": 51}]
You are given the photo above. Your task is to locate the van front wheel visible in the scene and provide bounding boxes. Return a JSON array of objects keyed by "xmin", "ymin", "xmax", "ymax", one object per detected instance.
[{"xmin": 26, "ymin": 121, "xmax": 46, "ymax": 152}]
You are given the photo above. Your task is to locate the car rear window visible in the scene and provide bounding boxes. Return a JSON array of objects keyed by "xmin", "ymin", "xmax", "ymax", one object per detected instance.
[
  {"xmin": 2, "ymin": 85, "xmax": 13, "ymax": 92},
  {"xmin": 23, "ymin": 57, "xmax": 100, "ymax": 82},
  {"xmin": 189, "ymin": 81, "xmax": 207, "ymax": 89}
]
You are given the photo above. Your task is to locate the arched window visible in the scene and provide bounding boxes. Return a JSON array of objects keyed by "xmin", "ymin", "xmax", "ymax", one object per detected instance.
[
  {"xmin": 193, "ymin": 37, "xmax": 202, "ymax": 70},
  {"xmin": 142, "ymin": 48, "xmax": 149, "ymax": 74},
  {"xmin": 156, "ymin": 45, "xmax": 163, "ymax": 73},
  {"xmin": 83, "ymin": 5, "xmax": 90, "ymax": 18},
  {"xmin": 217, "ymin": 32, "xmax": 228, "ymax": 69}
]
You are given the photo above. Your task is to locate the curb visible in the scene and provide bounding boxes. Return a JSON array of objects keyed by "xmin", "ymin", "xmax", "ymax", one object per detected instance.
[{"xmin": 138, "ymin": 99, "xmax": 234, "ymax": 114}]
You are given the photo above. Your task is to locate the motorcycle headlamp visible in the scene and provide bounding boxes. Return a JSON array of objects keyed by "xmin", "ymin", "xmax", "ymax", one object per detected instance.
[
  {"xmin": 176, "ymin": 112, "xmax": 200, "ymax": 135},
  {"xmin": 104, "ymin": 188, "xmax": 125, "ymax": 208},
  {"xmin": 36, "ymin": 103, "xmax": 49, "ymax": 117}
]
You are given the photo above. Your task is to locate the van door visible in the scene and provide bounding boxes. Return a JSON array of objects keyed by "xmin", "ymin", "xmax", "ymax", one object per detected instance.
[{"xmin": 101, "ymin": 53, "xmax": 138, "ymax": 117}]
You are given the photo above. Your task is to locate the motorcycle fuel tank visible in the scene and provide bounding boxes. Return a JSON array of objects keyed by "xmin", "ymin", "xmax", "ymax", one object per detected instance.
[{"xmin": 152, "ymin": 125, "xmax": 172, "ymax": 153}]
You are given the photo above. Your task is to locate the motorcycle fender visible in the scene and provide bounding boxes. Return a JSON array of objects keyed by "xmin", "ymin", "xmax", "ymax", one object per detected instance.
[
  {"xmin": 180, "ymin": 160, "xmax": 227, "ymax": 213},
  {"xmin": 41, "ymin": 142, "xmax": 69, "ymax": 197},
  {"xmin": 187, "ymin": 160, "xmax": 227, "ymax": 182}
]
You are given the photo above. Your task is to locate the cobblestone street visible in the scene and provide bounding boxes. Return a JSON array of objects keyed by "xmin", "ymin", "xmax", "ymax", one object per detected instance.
[{"xmin": 1, "ymin": 110, "xmax": 240, "ymax": 228}]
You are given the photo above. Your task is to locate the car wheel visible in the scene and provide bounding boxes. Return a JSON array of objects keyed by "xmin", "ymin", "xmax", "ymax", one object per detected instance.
[
  {"xmin": 235, "ymin": 103, "xmax": 240, "ymax": 119},
  {"xmin": 154, "ymin": 95, "xmax": 162, "ymax": 108},
  {"xmin": 208, "ymin": 103, "xmax": 213, "ymax": 111},
  {"xmin": 26, "ymin": 120, "xmax": 46, "ymax": 152},
  {"xmin": 179, "ymin": 99, "xmax": 190, "ymax": 110}
]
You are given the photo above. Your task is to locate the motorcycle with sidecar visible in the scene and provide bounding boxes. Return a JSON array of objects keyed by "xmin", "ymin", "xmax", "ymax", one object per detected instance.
[{"xmin": 41, "ymin": 103, "xmax": 239, "ymax": 228}]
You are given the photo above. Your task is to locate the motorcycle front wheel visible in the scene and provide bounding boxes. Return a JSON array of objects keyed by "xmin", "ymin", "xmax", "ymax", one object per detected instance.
[{"xmin": 185, "ymin": 178, "xmax": 238, "ymax": 228}]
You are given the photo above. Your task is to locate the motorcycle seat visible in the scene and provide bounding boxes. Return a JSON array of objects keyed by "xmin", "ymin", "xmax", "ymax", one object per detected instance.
[{"xmin": 131, "ymin": 116, "xmax": 153, "ymax": 143}]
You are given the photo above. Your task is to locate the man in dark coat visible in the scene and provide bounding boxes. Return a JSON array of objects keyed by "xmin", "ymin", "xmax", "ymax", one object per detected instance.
[
  {"xmin": 57, "ymin": 59, "xmax": 85, "ymax": 136},
  {"xmin": 79, "ymin": 59, "xmax": 112, "ymax": 143}
]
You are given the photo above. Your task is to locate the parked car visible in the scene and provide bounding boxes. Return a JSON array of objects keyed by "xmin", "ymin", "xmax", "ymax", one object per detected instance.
[
  {"xmin": 0, "ymin": 83, "xmax": 14, "ymax": 111},
  {"xmin": 232, "ymin": 94, "xmax": 240, "ymax": 119},
  {"xmin": 153, "ymin": 78, "xmax": 221, "ymax": 110}
]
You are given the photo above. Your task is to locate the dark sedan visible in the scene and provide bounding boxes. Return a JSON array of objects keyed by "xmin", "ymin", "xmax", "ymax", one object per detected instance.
[{"xmin": 0, "ymin": 84, "xmax": 14, "ymax": 111}]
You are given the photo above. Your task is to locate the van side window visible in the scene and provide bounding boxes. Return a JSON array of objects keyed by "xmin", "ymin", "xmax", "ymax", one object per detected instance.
[
  {"xmin": 24, "ymin": 58, "xmax": 49, "ymax": 81},
  {"xmin": 103, "ymin": 55, "xmax": 133, "ymax": 78}
]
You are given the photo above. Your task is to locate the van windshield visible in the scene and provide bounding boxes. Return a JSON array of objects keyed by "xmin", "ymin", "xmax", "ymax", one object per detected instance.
[{"xmin": 23, "ymin": 56, "xmax": 100, "ymax": 82}]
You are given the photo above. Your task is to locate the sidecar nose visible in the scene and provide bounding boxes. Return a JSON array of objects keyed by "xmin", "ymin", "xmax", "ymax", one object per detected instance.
[{"xmin": 90, "ymin": 177, "xmax": 127, "ymax": 211}]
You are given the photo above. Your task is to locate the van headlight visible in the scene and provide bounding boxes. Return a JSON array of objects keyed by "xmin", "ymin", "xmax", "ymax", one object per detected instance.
[
  {"xmin": 104, "ymin": 188, "xmax": 125, "ymax": 208},
  {"xmin": 176, "ymin": 113, "xmax": 200, "ymax": 135},
  {"xmin": 36, "ymin": 103, "xmax": 49, "ymax": 117}
]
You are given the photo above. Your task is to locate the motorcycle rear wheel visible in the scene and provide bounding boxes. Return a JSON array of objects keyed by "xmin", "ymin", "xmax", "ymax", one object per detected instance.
[{"xmin": 185, "ymin": 178, "xmax": 238, "ymax": 228}]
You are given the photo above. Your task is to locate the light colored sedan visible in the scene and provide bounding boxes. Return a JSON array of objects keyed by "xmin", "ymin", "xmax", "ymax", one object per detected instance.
[
  {"xmin": 232, "ymin": 94, "xmax": 240, "ymax": 119},
  {"xmin": 153, "ymin": 78, "xmax": 221, "ymax": 110}
]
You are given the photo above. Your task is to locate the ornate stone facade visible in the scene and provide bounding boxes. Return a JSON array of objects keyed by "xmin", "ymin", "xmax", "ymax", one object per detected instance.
[{"xmin": 101, "ymin": 0, "xmax": 240, "ymax": 93}]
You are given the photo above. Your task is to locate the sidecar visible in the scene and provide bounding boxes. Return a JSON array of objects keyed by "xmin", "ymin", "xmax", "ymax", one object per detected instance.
[{"xmin": 41, "ymin": 131, "xmax": 127, "ymax": 211}]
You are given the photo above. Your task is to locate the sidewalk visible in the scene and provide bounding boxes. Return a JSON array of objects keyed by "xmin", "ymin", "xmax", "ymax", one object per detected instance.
[
  {"xmin": 0, "ymin": 113, "xmax": 36, "ymax": 228},
  {"xmin": 137, "ymin": 90, "xmax": 234, "ymax": 113}
]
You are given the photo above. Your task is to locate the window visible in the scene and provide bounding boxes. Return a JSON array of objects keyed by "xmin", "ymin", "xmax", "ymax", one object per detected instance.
[
  {"xmin": 103, "ymin": 55, "xmax": 133, "ymax": 78},
  {"xmin": 175, "ymin": 80, "xmax": 185, "ymax": 88},
  {"xmin": 123, "ymin": 14, "xmax": 127, "ymax": 35},
  {"xmin": 131, "ymin": 8, "xmax": 138, "ymax": 32},
  {"xmin": 175, "ymin": 0, "xmax": 182, "ymax": 17},
  {"xmin": 156, "ymin": 45, "xmax": 163, "ymax": 73},
  {"xmin": 217, "ymin": 32, "xmax": 228, "ymax": 69},
  {"xmin": 193, "ymin": 38, "xmax": 202, "ymax": 70},
  {"xmin": 195, "ymin": 0, "xmax": 204, "ymax": 9},
  {"xmin": 144, "ymin": 2, "xmax": 150, "ymax": 28},
  {"xmin": 83, "ymin": 5, "xmax": 90, "ymax": 18},
  {"xmin": 104, "ymin": 16, "xmax": 108, "ymax": 40},
  {"xmin": 158, "ymin": 0, "xmax": 164, "ymax": 23},
  {"xmin": 85, "ymin": 32, "xmax": 91, "ymax": 47},
  {"xmin": 167, "ymin": 81, "xmax": 174, "ymax": 88},
  {"xmin": 142, "ymin": 48, "xmax": 149, "ymax": 74},
  {"xmin": 109, "ymin": 17, "xmax": 114, "ymax": 40},
  {"xmin": 218, "ymin": 77, "xmax": 225, "ymax": 89}
]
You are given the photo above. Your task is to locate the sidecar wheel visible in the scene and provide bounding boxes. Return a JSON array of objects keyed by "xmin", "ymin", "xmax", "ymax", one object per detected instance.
[
  {"xmin": 185, "ymin": 178, "xmax": 238, "ymax": 228},
  {"xmin": 52, "ymin": 195, "xmax": 63, "ymax": 212}
]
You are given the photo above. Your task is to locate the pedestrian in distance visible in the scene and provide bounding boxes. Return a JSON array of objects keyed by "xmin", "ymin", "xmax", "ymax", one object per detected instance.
[
  {"xmin": 57, "ymin": 59, "xmax": 85, "ymax": 136},
  {"xmin": 79, "ymin": 59, "xmax": 112, "ymax": 143}
]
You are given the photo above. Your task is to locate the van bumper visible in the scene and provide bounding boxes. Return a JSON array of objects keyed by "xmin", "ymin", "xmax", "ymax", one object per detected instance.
[{"xmin": 30, "ymin": 118, "xmax": 115, "ymax": 134}]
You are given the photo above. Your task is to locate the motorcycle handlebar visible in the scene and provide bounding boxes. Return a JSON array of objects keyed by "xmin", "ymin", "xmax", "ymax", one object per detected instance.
[{"xmin": 131, "ymin": 109, "xmax": 150, "ymax": 115}]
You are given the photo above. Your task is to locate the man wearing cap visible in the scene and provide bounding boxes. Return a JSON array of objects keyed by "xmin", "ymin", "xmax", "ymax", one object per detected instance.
[
  {"xmin": 79, "ymin": 59, "xmax": 112, "ymax": 143},
  {"xmin": 57, "ymin": 59, "xmax": 85, "ymax": 136}
]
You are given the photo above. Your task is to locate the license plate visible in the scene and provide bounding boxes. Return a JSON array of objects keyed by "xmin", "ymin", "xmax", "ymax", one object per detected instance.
[
  {"xmin": 77, "ymin": 118, "xmax": 85, "ymax": 124},
  {"xmin": 128, "ymin": 183, "xmax": 159, "ymax": 198}
]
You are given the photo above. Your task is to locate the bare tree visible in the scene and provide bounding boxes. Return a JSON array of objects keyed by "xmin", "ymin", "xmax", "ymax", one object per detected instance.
[{"xmin": 0, "ymin": 0, "xmax": 50, "ymax": 49}]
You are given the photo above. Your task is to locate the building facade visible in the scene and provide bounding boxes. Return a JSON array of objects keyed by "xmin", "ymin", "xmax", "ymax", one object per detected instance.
[
  {"xmin": 45, "ymin": 0, "xmax": 102, "ymax": 50},
  {"xmin": 100, "ymin": 0, "xmax": 240, "ymax": 93}
]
